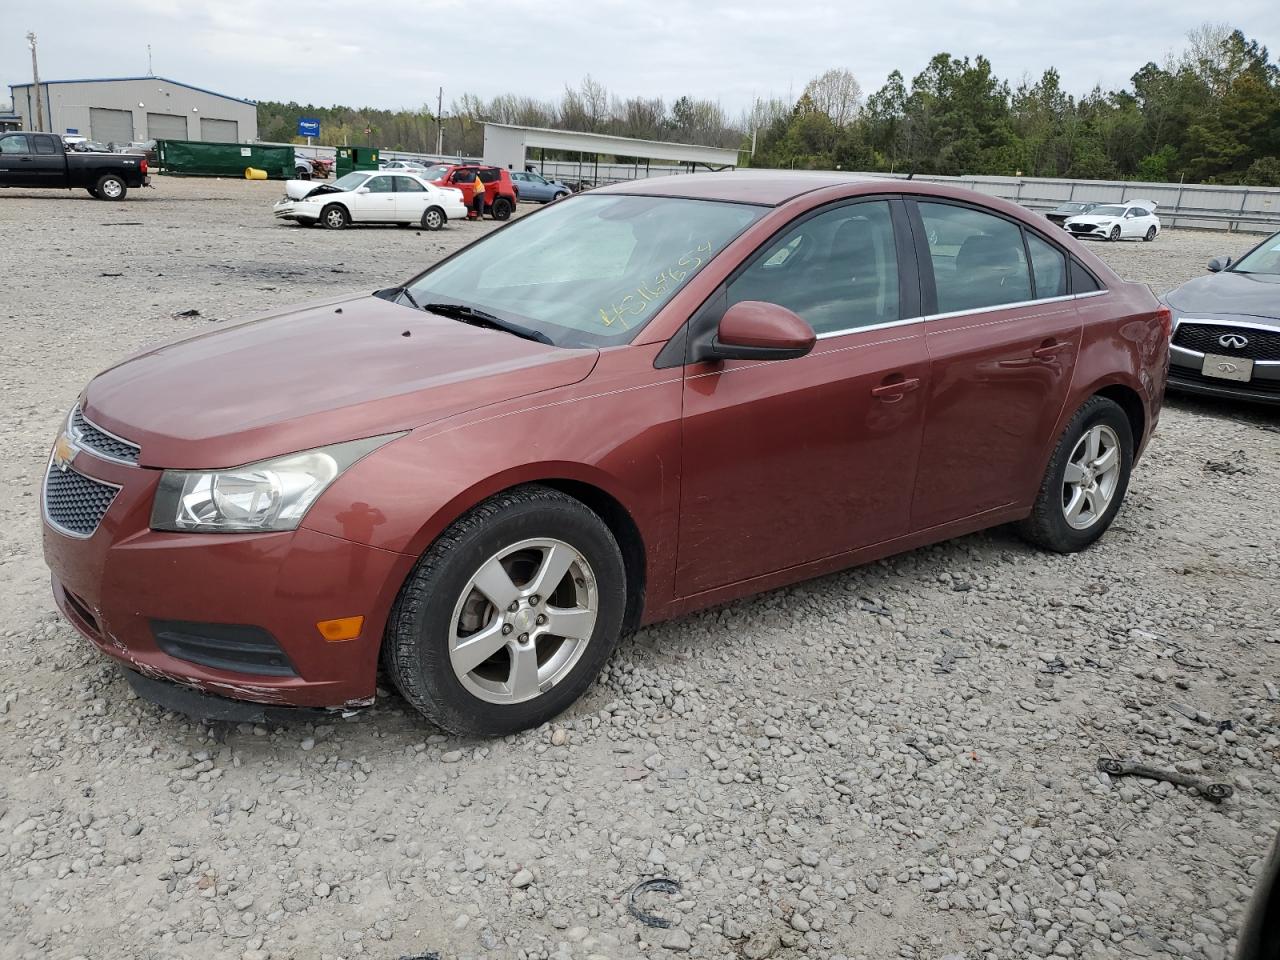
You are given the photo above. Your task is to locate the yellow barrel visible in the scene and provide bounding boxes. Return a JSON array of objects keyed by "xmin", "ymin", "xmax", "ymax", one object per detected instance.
[{"xmin": 244, "ymin": 167, "xmax": 268, "ymax": 180}]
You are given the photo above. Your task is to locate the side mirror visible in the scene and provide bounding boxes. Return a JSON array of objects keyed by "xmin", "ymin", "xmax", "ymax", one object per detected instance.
[
  {"xmin": 356, "ymin": 186, "xmax": 370, "ymax": 194},
  {"xmin": 1207, "ymin": 256, "xmax": 1231, "ymax": 272},
  {"xmin": 699, "ymin": 301, "xmax": 816, "ymax": 362}
]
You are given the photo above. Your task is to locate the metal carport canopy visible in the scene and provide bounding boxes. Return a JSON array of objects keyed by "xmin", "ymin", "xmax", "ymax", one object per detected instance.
[{"xmin": 486, "ymin": 123, "xmax": 739, "ymax": 167}]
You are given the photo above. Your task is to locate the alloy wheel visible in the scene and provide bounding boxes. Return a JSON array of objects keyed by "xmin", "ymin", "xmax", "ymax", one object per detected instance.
[
  {"xmin": 101, "ymin": 179, "xmax": 123, "ymax": 199},
  {"xmin": 424, "ymin": 209, "xmax": 443, "ymax": 229},
  {"xmin": 448, "ymin": 538, "xmax": 598, "ymax": 704},
  {"xmin": 1061, "ymin": 424, "xmax": 1121, "ymax": 530}
]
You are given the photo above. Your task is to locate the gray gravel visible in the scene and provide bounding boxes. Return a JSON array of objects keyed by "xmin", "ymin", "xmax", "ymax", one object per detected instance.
[{"xmin": 1, "ymin": 177, "xmax": 1278, "ymax": 960}]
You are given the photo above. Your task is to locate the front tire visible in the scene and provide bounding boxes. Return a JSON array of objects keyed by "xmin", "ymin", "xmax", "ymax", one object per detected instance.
[
  {"xmin": 383, "ymin": 485, "xmax": 626, "ymax": 736},
  {"xmin": 420, "ymin": 206, "xmax": 445, "ymax": 231},
  {"xmin": 491, "ymin": 196, "xmax": 514, "ymax": 221},
  {"xmin": 1017, "ymin": 396, "xmax": 1133, "ymax": 554},
  {"xmin": 319, "ymin": 203, "xmax": 349, "ymax": 229},
  {"xmin": 86, "ymin": 186, "xmax": 99, "ymax": 198},
  {"xmin": 552, "ymin": 191, "xmax": 568, "ymax": 202},
  {"xmin": 95, "ymin": 174, "xmax": 127, "ymax": 201},
  {"xmin": 1109, "ymin": 225, "xmax": 1121, "ymax": 241}
]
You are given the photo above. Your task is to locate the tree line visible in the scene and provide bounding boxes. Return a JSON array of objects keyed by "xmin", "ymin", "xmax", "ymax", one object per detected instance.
[{"xmin": 257, "ymin": 23, "xmax": 1280, "ymax": 186}]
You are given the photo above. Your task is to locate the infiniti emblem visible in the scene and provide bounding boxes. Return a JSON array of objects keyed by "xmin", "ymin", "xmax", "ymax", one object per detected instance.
[{"xmin": 1218, "ymin": 333, "xmax": 1249, "ymax": 349}]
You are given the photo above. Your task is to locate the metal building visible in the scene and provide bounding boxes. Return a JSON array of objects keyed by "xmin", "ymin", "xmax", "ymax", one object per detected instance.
[
  {"xmin": 8, "ymin": 76, "xmax": 257, "ymax": 144},
  {"xmin": 483, "ymin": 123, "xmax": 739, "ymax": 175}
]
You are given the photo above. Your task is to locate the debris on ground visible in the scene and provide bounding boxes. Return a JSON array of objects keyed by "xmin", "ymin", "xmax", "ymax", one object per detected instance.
[
  {"xmin": 1096, "ymin": 757, "xmax": 1234, "ymax": 802},
  {"xmin": 627, "ymin": 877, "xmax": 681, "ymax": 929}
]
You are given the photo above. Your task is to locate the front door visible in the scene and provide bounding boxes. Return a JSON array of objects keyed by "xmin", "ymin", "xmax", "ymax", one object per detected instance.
[
  {"xmin": 676, "ymin": 198, "xmax": 929, "ymax": 597},
  {"xmin": 908, "ymin": 200, "xmax": 1082, "ymax": 530},
  {"xmin": 352, "ymin": 174, "xmax": 397, "ymax": 221}
]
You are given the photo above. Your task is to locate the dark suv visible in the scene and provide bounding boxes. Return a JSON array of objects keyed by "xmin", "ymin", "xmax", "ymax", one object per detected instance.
[{"xmin": 430, "ymin": 165, "xmax": 517, "ymax": 220}]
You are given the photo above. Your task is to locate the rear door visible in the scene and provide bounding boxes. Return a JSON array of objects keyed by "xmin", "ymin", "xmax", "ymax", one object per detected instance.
[
  {"xmin": 676, "ymin": 198, "xmax": 929, "ymax": 595},
  {"xmin": 352, "ymin": 174, "xmax": 397, "ymax": 221},
  {"xmin": 392, "ymin": 175, "xmax": 430, "ymax": 220},
  {"xmin": 30, "ymin": 135, "xmax": 65, "ymax": 186},
  {"xmin": 0, "ymin": 133, "xmax": 35, "ymax": 186},
  {"xmin": 907, "ymin": 200, "xmax": 1082, "ymax": 530}
]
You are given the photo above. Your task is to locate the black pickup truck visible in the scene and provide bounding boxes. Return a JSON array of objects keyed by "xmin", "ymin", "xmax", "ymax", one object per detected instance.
[{"xmin": 0, "ymin": 131, "xmax": 150, "ymax": 200}]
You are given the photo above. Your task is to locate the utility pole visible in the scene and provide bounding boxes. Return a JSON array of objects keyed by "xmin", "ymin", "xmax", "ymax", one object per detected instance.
[
  {"xmin": 435, "ymin": 87, "xmax": 444, "ymax": 155},
  {"xmin": 27, "ymin": 32, "xmax": 44, "ymax": 132},
  {"xmin": 147, "ymin": 44, "xmax": 153, "ymax": 76}
]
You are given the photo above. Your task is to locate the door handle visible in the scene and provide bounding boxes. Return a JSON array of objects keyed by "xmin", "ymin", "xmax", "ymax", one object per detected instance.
[
  {"xmin": 871, "ymin": 376, "xmax": 921, "ymax": 399},
  {"xmin": 19, "ymin": 156, "xmax": 33, "ymax": 162},
  {"xmin": 1031, "ymin": 341, "xmax": 1072, "ymax": 360}
]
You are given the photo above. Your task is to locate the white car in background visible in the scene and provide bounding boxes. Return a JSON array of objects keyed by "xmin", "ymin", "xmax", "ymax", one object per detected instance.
[
  {"xmin": 1064, "ymin": 200, "xmax": 1161, "ymax": 242},
  {"xmin": 272, "ymin": 170, "xmax": 467, "ymax": 230}
]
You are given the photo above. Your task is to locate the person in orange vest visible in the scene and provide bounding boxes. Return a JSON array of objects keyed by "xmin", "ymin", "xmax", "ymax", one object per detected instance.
[{"xmin": 469, "ymin": 171, "xmax": 486, "ymax": 220}]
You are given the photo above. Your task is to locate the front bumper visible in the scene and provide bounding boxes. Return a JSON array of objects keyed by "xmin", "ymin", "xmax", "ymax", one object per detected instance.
[
  {"xmin": 1168, "ymin": 366, "xmax": 1280, "ymax": 405},
  {"xmin": 43, "ymin": 450, "xmax": 414, "ymax": 710},
  {"xmin": 273, "ymin": 201, "xmax": 318, "ymax": 221}
]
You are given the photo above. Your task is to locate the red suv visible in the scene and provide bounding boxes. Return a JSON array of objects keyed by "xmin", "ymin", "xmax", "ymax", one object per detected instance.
[
  {"xmin": 427, "ymin": 164, "xmax": 517, "ymax": 221},
  {"xmin": 42, "ymin": 172, "xmax": 1169, "ymax": 735}
]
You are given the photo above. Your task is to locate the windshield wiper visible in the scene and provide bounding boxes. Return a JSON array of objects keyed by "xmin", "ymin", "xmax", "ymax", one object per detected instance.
[{"xmin": 422, "ymin": 302, "xmax": 554, "ymax": 345}]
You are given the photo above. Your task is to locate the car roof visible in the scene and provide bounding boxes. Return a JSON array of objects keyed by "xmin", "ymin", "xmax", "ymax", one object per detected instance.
[{"xmin": 595, "ymin": 170, "xmax": 894, "ymax": 206}]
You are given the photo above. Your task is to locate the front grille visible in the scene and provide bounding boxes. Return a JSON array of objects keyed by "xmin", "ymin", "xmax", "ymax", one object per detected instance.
[
  {"xmin": 1173, "ymin": 323, "xmax": 1280, "ymax": 361},
  {"xmin": 151, "ymin": 621, "xmax": 298, "ymax": 677},
  {"xmin": 1068, "ymin": 223, "xmax": 1097, "ymax": 233},
  {"xmin": 44, "ymin": 466, "xmax": 118, "ymax": 537},
  {"xmin": 1170, "ymin": 366, "xmax": 1280, "ymax": 394},
  {"xmin": 70, "ymin": 407, "xmax": 140, "ymax": 464}
]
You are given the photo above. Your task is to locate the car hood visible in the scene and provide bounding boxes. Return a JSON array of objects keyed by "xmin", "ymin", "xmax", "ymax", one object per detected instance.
[
  {"xmin": 1065, "ymin": 214, "xmax": 1118, "ymax": 226},
  {"xmin": 82, "ymin": 294, "xmax": 598, "ymax": 470},
  {"xmin": 1163, "ymin": 270, "xmax": 1280, "ymax": 320},
  {"xmin": 282, "ymin": 179, "xmax": 345, "ymax": 201}
]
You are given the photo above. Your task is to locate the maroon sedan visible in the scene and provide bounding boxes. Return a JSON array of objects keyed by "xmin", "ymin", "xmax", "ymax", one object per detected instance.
[{"xmin": 42, "ymin": 172, "xmax": 1170, "ymax": 734}]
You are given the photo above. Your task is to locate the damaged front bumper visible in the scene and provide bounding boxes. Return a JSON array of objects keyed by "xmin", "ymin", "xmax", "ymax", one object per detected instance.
[{"xmin": 121, "ymin": 665, "xmax": 366, "ymax": 723}]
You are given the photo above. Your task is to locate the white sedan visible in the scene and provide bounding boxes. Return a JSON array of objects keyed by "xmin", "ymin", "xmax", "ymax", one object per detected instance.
[
  {"xmin": 1064, "ymin": 200, "xmax": 1161, "ymax": 242},
  {"xmin": 273, "ymin": 171, "xmax": 467, "ymax": 230}
]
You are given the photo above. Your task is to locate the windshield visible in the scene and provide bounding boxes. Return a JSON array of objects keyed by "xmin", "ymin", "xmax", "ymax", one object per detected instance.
[
  {"xmin": 406, "ymin": 194, "xmax": 765, "ymax": 348},
  {"xmin": 1231, "ymin": 232, "xmax": 1280, "ymax": 275},
  {"xmin": 421, "ymin": 164, "xmax": 450, "ymax": 181},
  {"xmin": 333, "ymin": 172, "xmax": 371, "ymax": 191},
  {"xmin": 1090, "ymin": 205, "xmax": 1125, "ymax": 218}
]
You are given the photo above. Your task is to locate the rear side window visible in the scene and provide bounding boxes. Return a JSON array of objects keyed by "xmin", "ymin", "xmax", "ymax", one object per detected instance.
[
  {"xmin": 394, "ymin": 176, "xmax": 424, "ymax": 193},
  {"xmin": 364, "ymin": 176, "xmax": 394, "ymax": 193},
  {"xmin": 1071, "ymin": 260, "xmax": 1103, "ymax": 293},
  {"xmin": 728, "ymin": 200, "xmax": 900, "ymax": 335},
  {"xmin": 33, "ymin": 135, "xmax": 57, "ymax": 155},
  {"xmin": 919, "ymin": 202, "xmax": 1032, "ymax": 313},
  {"xmin": 0, "ymin": 134, "xmax": 29, "ymax": 154},
  {"xmin": 477, "ymin": 168, "xmax": 499, "ymax": 184},
  {"xmin": 1025, "ymin": 232, "xmax": 1068, "ymax": 298}
]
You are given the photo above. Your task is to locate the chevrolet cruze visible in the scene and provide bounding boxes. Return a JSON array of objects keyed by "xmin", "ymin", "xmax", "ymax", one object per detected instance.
[{"xmin": 42, "ymin": 172, "xmax": 1170, "ymax": 735}]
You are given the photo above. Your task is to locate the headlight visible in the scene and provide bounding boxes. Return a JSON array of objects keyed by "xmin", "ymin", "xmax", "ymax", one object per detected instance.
[{"xmin": 150, "ymin": 435, "xmax": 398, "ymax": 533}]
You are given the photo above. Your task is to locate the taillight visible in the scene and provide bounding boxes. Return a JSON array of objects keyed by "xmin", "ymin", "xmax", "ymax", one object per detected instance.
[
  {"xmin": 1154, "ymin": 306, "xmax": 1172, "ymax": 339},
  {"xmin": 140, "ymin": 157, "xmax": 148, "ymax": 174}
]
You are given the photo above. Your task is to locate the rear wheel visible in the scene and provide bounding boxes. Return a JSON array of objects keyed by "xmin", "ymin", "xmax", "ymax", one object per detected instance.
[
  {"xmin": 491, "ymin": 196, "xmax": 514, "ymax": 221},
  {"xmin": 1109, "ymin": 225, "xmax": 1121, "ymax": 241},
  {"xmin": 421, "ymin": 206, "xmax": 445, "ymax": 231},
  {"xmin": 383, "ymin": 485, "xmax": 626, "ymax": 736},
  {"xmin": 1144, "ymin": 226, "xmax": 1157, "ymax": 242},
  {"xmin": 1017, "ymin": 396, "xmax": 1133, "ymax": 553},
  {"xmin": 295, "ymin": 167, "xmax": 311, "ymax": 180},
  {"xmin": 320, "ymin": 203, "xmax": 349, "ymax": 229},
  {"xmin": 96, "ymin": 174, "xmax": 126, "ymax": 201}
]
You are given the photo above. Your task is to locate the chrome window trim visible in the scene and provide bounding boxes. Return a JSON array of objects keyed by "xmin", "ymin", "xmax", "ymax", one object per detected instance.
[
  {"xmin": 42, "ymin": 460, "xmax": 123, "ymax": 540},
  {"xmin": 810, "ymin": 290, "xmax": 1109, "ymax": 341},
  {"xmin": 70, "ymin": 404, "xmax": 142, "ymax": 466}
]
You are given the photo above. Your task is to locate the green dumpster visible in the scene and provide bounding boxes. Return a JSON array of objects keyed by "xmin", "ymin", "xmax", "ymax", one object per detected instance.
[
  {"xmin": 156, "ymin": 140, "xmax": 295, "ymax": 179},
  {"xmin": 335, "ymin": 146, "xmax": 381, "ymax": 178}
]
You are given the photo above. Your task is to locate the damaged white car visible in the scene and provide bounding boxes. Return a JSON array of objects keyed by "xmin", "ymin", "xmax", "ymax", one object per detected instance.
[
  {"xmin": 1064, "ymin": 200, "xmax": 1161, "ymax": 242},
  {"xmin": 273, "ymin": 171, "xmax": 468, "ymax": 230}
]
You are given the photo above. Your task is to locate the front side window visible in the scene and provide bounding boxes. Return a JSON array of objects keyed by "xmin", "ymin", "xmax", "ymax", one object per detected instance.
[
  {"xmin": 0, "ymin": 134, "xmax": 29, "ymax": 155},
  {"xmin": 919, "ymin": 202, "xmax": 1032, "ymax": 313},
  {"xmin": 1230, "ymin": 231, "xmax": 1280, "ymax": 276},
  {"xmin": 394, "ymin": 176, "xmax": 425, "ymax": 193},
  {"xmin": 1026, "ymin": 232, "xmax": 1068, "ymax": 298},
  {"xmin": 408, "ymin": 194, "xmax": 765, "ymax": 347},
  {"xmin": 727, "ymin": 200, "xmax": 901, "ymax": 335}
]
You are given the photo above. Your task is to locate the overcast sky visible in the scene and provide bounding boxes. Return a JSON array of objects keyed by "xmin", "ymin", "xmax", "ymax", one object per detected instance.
[{"xmin": 5, "ymin": 1, "xmax": 1278, "ymax": 118}]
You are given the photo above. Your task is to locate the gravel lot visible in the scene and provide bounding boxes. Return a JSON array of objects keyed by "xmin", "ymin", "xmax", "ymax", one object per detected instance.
[{"xmin": 1, "ymin": 177, "xmax": 1278, "ymax": 960}]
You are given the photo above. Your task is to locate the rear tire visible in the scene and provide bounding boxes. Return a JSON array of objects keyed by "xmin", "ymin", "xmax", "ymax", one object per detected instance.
[
  {"xmin": 319, "ymin": 203, "xmax": 349, "ymax": 229},
  {"xmin": 1017, "ymin": 396, "xmax": 1133, "ymax": 554},
  {"xmin": 420, "ymin": 206, "xmax": 445, "ymax": 231},
  {"xmin": 95, "ymin": 174, "xmax": 127, "ymax": 201},
  {"xmin": 1144, "ymin": 226, "xmax": 1157, "ymax": 242},
  {"xmin": 382, "ymin": 485, "xmax": 626, "ymax": 736},
  {"xmin": 491, "ymin": 196, "xmax": 514, "ymax": 221}
]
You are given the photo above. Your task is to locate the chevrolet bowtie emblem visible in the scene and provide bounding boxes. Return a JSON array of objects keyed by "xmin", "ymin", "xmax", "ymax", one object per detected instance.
[{"xmin": 52, "ymin": 433, "xmax": 78, "ymax": 472}]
